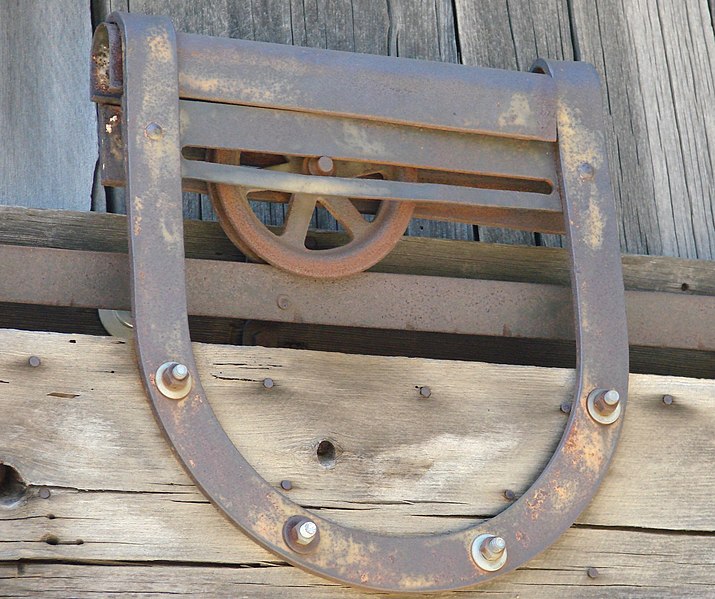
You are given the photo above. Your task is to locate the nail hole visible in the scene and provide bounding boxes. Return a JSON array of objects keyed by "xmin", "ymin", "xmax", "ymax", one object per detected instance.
[
  {"xmin": 69, "ymin": 340, "xmax": 77, "ymax": 344},
  {"xmin": 0, "ymin": 464, "xmax": 27, "ymax": 508},
  {"xmin": 47, "ymin": 514, "xmax": 56, "ymax": 520},
  {"xmin": 316, "ymin": 440, "xmax": 337, "ymax": 468},
  {"xmin": 43, "ymin": 534, "xmax": 60, "ymax": 545},
  {"xmin": 681, "ymin": 283, "xmax": 690, "ymax": 291}
]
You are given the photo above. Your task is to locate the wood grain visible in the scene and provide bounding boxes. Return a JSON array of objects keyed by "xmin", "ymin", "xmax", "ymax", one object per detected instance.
[
  {"xmin": 0, "ymin": 328, "xmax": 712, "ymax": 596},
  {"xmin": 570, "ymin": 0, "xmax": 715, "ymax": 260},
  {"xmin": 0, "ymin": 1, "xmax": 97, "ymax": 211}
]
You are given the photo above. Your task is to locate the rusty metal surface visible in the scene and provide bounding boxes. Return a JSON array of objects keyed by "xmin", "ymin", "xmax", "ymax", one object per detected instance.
[
  {"xmin": 89, "ymin": 13, "xmax": 630, "ymax": 592},
  {"xmin": 0, "ymin": 243, "xmax": 711, "ymax": 352}
]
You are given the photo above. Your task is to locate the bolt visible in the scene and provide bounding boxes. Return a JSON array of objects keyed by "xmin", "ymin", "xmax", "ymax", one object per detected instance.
[
  {"xmin": 662, "ymin": 394, "xmax": 674, "ymax": 405},
  {"xmin": 28, "ymin": 356, "xmax": 41, "ymax": 368},
  {"xmin": 419, "ymin": 386, "xmax": 432, "ymax": 398},
  {"xmin": 295, "ymin": 520, "xmax": 318, "ymax": 545},
  {"xmin": 481, "ymin": 536, "xmax": 506, "ymax": 561},
  {"xmin": 38, "ymin": 487, "xmax": 51, "ymax": 499},
  {"xmin": 578, "ymin": 162, "xmax": 595, "ymax": 180},
  {"xmin": 587, "ymin": 567, "xmax": 599, "ymax": 579},
  {"xmin": 155, "ymin": 361, "xmax": 193, "ymax": 400},
  {"xmin": 145, "ymin": 122, "xmax": 163, "ymax": 140},
  {"xmin": 471, "ymin": 533, "xmax": 508, "ymax": 571},
  {"xmin": 280, "ymin": 480, "xmax": 293, "ymax": 491},
  {"xmin": 172, "ymin": 363, "xmax": 189, "ymax": 381},
  {"xmin": 560, "ymin": 401, "xmax": 572, "ymax": 414},
  {"xmin": 587, "ymin": 388, "xmax": 622, "ymax": 425},
  {"xmin": 277, "ymin": 295, "xmax": 291, "ymax": 310},
  {"xmin": 307, "ymin": 155, "xmax": 335, "ymax": 176},
  {"xmin": 263, "ymin": 377, "xmax": 275, "ymax": 389},
  {"xmin": 503, "ymin": 489, "xmax": 516, "ymax": 501}
]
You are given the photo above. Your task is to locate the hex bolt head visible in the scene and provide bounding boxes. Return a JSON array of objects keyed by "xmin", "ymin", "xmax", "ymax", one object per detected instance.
[
  {"xmin": 28, "ymin": 356, "xmax": 41, "ymax": 368},
  {"xmin": 471, "ymin": 534, "xmax": 508, "ymax": 571},
  {"xmin": 307, "ymin": 155, "xmax": 335, "ymax": 176},
  {"xmin": 578, "ymin": 162, "xmax": 595, "ymax": 180},
  {"xmin": 145, "ymin": 122, "xmax": 163, "ymax": 140},
  {"xmin": 155, "ymin": 361, "xmax": 193, "ymax": 400},
  {"xmin": 587, "ymin": 388, "xmax": 622, "ymax": 425},
  {"xmin": 296, "ymin": 520, "xmax": 318, "ymax": 545},
  {"xmin": 419, "ymin": 386, "xmax": 432, "ymax": 398}
]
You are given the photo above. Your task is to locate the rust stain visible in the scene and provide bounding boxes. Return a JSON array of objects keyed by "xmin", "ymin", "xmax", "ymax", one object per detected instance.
[{"xmin": 498, "ymin": 93, "xmax": 532, "ymax": 129}]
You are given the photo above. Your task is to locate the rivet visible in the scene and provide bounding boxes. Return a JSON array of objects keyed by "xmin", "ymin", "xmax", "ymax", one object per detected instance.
[
  {"xmin": 277, "ymin": 295, "xmax": 291, "ymax": 310},
  {"xmin": 419, "ymin": 386, "xmax": 431, "ymax": 398},
  {"xmin": 155, "ymin": 361, "xmax": 193, "ymax": 400},
  {"xmin": 587, "ymin": 566, "xmax": 599, "ymax": 579},
  {"xmin": 578, "ymin": 162, "xmax": 595, "ymax": 180},
  {"xmin": 38, "ymin": 487, "xmax": 51, "ymax": 500},
  {"xmin": 28, "ymin": 356, "xmax": 41, "ymax": 368},
  {"xmin": 145, "ymin": 122, "xmax": 163, "ymax": 140},
  {"xmin": 471, "ymin": 534, "xmax": 508, "ymax": 571},
  {"xmin": 280, "ymin": 480, "xmax": 293, "ymax": 491},
  {"xmin": 560, "ymin": 401, "xmax": 572, "ymax": 414},
  {"xmin": 662, "ymin": 394, "xmax": 674, "ymax": 405},
  {"xmin": 263, "ymin": 377, "xmax": 275, "ymax": 389},
  {"xmin": 503, "ymin": 489, "xmax": 516, "ymax": 501},
  {"xmin": 587, "ymin": 388, "xmax": 622, "ymax": 425}
]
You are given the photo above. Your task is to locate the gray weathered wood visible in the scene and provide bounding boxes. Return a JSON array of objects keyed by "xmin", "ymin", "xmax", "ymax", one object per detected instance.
[
  {"xmin": 454, "ymin": 0, "xmax": 573, "ymax": 247},
  {"xmin": 0, "ymin": 328, "xmax": 713, "ymax": 597},
  {"xmin": 0, "ymin": 1, "xmax": 97, "ymax": 210},
  {"xmin": 570, "ymin": 0, "xmax": 715, "ymax": 260}
]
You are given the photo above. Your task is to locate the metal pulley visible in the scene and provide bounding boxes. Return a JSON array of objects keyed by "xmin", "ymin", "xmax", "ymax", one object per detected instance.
[{"xmin": 91, "ymin": 13, "xmax": 628, "ymax": 592}]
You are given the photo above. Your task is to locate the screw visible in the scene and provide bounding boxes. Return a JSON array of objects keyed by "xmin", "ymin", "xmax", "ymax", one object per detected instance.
[
  {"xmin": 578, "ymin": 162, "xmax": 595, "ymax": 180},
  {"xmin": 38, "ymin": 487, "xmax": 51, "ymax": 499},
  {"xmin": 277, "ymin": 295, "xmax": 291, "ymax": 310},
  {"xmin": 263, "ymin": 377, "xmax": 275, "ymax": 389},
  {"xmin": 662, "ymin": 394, "xmax": 674, "ymax": 405},
  {"xmin": 280, "ymin": 480, "xmax": 293, "ymax": 491},
  {"xmin": 503, "ymin": 489, "xmax": 516, "ymax": 501},
  {"xmin": 28, "ymin": 356, "xmax": 41, "ymax": 368},
  {"xmin": 307, "ymin": 156, "xmax": 335, "ymax": 176},
  {"xmin": 145, "ymin": 122, "xmax": 163, "ymax": 140},
  {"xmin": 295, "ymin": 520, "xmax": 318, "ymax": 545},
  {"xmin": 560, "ymin": 401, "xmax": 572, "ymax": 414},
  {"xmin": 587, "ymin": 567, "xmax": 599, "ymax": 579},
  {"xmin": 419, "ymin": 386, "xmax": 432, "ymax": 398}
]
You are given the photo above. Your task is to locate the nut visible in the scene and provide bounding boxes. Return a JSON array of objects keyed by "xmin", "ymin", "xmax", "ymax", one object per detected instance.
[
  {"xmin": 471, "ymin": 534, "xmax": 508, "ymax": 571},
  {"xmin": 587, "ymin": 388, "xmax": 622, "ymax": 424},
  {"xmin": 155, "ymin": 361, "xmax": 193, "ymax": 400}
]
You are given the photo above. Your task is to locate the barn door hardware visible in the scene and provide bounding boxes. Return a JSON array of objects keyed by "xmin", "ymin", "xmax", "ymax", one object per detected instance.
[{"xmin": 92, "ymin": 13, "xmax": 628, "ymax": 592}]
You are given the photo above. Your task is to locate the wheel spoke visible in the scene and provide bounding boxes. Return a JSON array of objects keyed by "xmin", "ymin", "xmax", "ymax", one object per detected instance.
[
  {"xmin": 320, "ymin": 196, "xmax": 370, "ymax": 238},
  {"xmin": 280, "ymin": 193, "xmax": 317, "ymax": 246}
]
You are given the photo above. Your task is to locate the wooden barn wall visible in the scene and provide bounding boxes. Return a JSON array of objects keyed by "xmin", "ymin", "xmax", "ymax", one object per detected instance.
[{"xmin": 0, "ymin": 0, "xmax": 713, "ymax": 256}]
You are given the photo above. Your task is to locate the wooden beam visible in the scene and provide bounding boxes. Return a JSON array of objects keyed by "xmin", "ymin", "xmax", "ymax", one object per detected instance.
[{"xmin": 0, "ymin": 329, "xmax": 712, "ymax": 595}]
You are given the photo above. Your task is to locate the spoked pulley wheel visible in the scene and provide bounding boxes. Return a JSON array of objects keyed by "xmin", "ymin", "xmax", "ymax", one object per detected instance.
[{"xmin": 209, "ymin": 150, "xmax": 415, "ymax": 278}]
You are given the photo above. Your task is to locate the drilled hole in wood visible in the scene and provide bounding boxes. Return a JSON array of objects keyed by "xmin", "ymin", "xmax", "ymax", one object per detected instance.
[
  {"xmin": 0, "ymin": 464, "xmax": 27, "ymax": 508},
  {"xmin": 43, "ymin": 534, "xmax": 60, "ymax": 545},
  {"xmin": 316, "ymin": 440, "xmax": 337, "ymax": 468}
]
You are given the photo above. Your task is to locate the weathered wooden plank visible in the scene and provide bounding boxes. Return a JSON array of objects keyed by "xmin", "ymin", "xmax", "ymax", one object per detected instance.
[
  {"xmin": 0, "ymin": 207, "xmax": 711, "ymax": 295},
  {"xmin": 0, "ymin": 329, "xmax": 712, "ymax": 534},
  {"xmin": 2, "ymin": 527, "xmax": 715, "ymax": 599},
  {"xmin": 569, "ymin": 0, "xmax": 715, "ymax": 260},
  {"xmin": 0, "ymin": 1, "xmax": 96, "ymax": 211},
  {"xmin": 453, "ymin": 0, "xmax": 573, "ymax": 247},
  {"xmin": 0, "ymin": 328, "xmax": 712, "ymax": 596}
]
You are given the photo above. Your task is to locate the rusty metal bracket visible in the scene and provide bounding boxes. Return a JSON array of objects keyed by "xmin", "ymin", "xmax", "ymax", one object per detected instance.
[{"xmin": 92, "ymin": 13, "xmax": 628, "ymax": 592}]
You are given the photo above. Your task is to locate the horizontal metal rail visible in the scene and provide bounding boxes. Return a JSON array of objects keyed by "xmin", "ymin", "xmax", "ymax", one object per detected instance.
[
  {"xmin": 182, "ymin": 159, "xmax": 563, "ymax": 212},
  {"xmin": 1, "ymin": 244, "xmax": 712, "ymax": 352}
]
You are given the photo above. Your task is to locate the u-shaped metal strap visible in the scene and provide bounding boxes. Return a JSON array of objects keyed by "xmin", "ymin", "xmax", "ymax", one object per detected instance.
[{"xmin": 110, "ymin": 12, "xmax": 628, "ymax": 592}]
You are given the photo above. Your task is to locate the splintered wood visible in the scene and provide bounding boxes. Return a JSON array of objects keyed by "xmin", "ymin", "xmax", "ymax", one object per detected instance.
[{"xmin": 0, "ymin": 329, "xmax": 713, "ymax": 597}]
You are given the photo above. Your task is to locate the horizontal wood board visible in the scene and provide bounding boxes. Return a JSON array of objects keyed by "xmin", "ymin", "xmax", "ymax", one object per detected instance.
[{"xmin": 0, "ymin": 328, "xmax": 713, "ymax": 597}]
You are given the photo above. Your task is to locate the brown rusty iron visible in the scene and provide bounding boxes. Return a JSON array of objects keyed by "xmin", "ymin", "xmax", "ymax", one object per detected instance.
[
  {"xmin": 0, "ymin": 243, "xmax": 712, "ymax": 352},
  {"xmin": 85, "ymin": 13, "xmax": 631, "ymax": 592}
]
